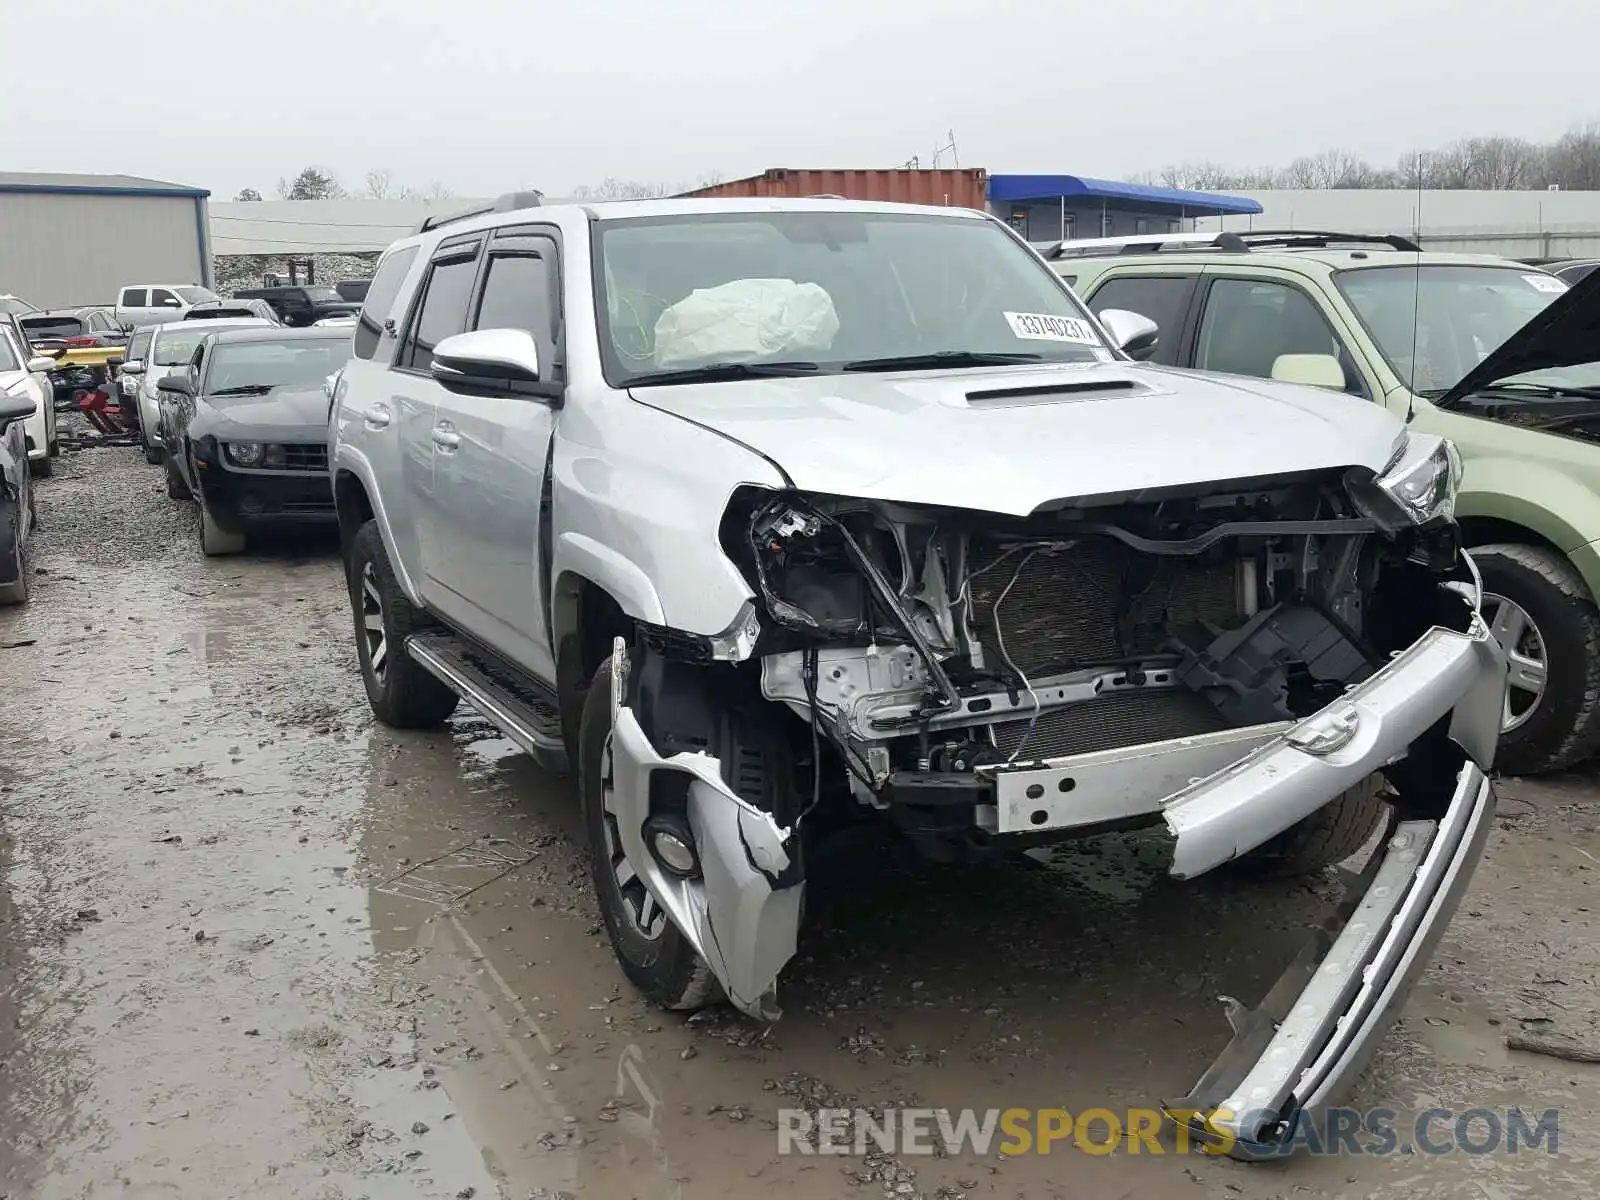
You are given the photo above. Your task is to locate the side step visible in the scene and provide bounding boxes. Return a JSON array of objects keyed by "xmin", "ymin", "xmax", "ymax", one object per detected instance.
[{"xmin": 407, "ymin": 633, "xmax": 568, "ymax": 773}]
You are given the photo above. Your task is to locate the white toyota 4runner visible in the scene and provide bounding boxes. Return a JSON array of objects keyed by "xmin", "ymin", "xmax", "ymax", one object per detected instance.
[{"xmin": 330, "ymin": 194, "xmax": 1506, "ymax": 1155}]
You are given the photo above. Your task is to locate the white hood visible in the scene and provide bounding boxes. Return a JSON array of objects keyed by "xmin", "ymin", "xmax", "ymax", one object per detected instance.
[{"xmin": 631, "ymin": 362, "xmax": 1404, "ymax": 515}]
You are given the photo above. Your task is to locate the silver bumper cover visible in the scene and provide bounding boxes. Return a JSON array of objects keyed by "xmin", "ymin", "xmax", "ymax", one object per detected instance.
[
  {"xmin": 1166, "ymin": 760, "xmax": 1496, "ymax": 1157},
  {"xmin": 982, "ymin": 620, "xmax": 1505, "ymax": 878}
]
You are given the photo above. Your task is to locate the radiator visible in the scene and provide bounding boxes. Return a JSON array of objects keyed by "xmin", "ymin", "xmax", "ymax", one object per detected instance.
[{"xmin": 966, "ymin": 538, "xmax": 1238, "ymax": 675}]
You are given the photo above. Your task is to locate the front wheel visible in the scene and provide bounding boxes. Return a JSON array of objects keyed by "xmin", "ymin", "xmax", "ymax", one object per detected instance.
[
  {"xmin": 197, "ymin": 499, "xmax": 246, "ymax": 557},
  {"xmin": 28, "ymin": 454, "xmax": 51, "ymax": 479},
  {"xmin": 1472, "ymin": 544, "xmax": 1600, "ymax": 775},
  {"xmin": 580, "ymin": 657, "xmax": 718, "ymax": 1012},
  {"xmin": 0, "ymin": 501, "xmax": 28, "ymax": 606},
  {"xmin": 143, "ymin": 439, "xmax": 162, "ymax": 466},
  {"xmin": 1227, "ymin": 775, "xmax": 1387, "ymax": 880},
  {"xmin": 347, "ymin": 520, "xmax": 458, "ymax": 728}
]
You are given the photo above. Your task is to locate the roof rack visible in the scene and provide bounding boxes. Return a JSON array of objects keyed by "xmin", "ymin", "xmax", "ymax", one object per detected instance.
[
  {"xmin": 415, "ymin": 190, "xmax": 543, "ymax": 235},
  {"xmin": 1035, "ymin": 228, "xmax": 1422, "ymax": 261}
]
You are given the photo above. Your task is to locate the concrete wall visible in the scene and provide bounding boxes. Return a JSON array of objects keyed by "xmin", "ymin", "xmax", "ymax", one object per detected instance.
[
  {"xmin": 0, "ymin": 192, "xmax": 207, "ymax": 308},
  {"xmin": 991, "ymin": 201, "xmax": 1191, "ymax": 242}
]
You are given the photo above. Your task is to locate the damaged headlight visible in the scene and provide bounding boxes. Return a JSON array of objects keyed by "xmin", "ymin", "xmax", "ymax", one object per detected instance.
[{"xmin": 1346, "ymin": 434, "xmax": 1463, "ymax": 532}]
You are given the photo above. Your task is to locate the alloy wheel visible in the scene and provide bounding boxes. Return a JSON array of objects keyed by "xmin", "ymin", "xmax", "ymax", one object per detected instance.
[
  {"xmin": 599, "ymin": 734, "xmax": 667, "ymax": 940},
  {"xmin": 360, "ymin": 561, "xmax": 389, "ymax": 685},
  {"xmin": 1483, "ymin": 591, "xmax": 1548, "ymax": 732}
]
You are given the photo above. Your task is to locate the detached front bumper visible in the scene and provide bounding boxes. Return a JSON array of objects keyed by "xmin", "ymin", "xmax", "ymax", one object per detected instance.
[
  {"xmin": 1167, "ymin": 759, "xmax": 1496, "ymax": 1157},
  {"xmin": 981, "ymin": 617, "xmax": 1505, "ymax": 878}
]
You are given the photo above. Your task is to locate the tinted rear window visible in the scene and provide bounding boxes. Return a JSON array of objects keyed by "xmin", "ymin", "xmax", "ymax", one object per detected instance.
[
  {"xmin": 355, "ymin": 246, "xmax": 420, "ymax": 360},
  {"xmin": 22, "ymin": 317, "xmax": 85, "ymax": 338}
]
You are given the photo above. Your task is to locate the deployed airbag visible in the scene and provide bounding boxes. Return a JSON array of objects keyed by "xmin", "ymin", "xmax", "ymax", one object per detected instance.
[{"xmin": 653, "ymin": 278, "xmax": 840, "ymax": 367}]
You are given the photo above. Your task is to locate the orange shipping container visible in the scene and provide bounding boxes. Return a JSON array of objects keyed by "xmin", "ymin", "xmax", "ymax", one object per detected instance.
[{"xmin": 678, "ymin": 168, "xmax": 989, "ymax": 210}]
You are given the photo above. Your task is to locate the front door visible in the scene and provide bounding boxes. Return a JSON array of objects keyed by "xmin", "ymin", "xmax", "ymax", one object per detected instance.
[
  {"xmin": 428, "ymin": 231, "xmax": 563, "ymax": 681},
  {"xmin": 389, "ymin": 235, "xmax": 484, "ymax": 620}
]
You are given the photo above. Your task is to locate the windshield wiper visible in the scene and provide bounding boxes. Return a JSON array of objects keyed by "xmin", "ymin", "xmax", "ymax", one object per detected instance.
[
  {"xmin": 626, "ymin": 361, "xmax": 821, "ymax": 387},
  {"xmin": 842, "ymin": 351, "xmax": 1045, "ymax": 372},
  {"xmin": 209, "ymin": 384, "xmax": 275, "ymax": 397},
  {"xmin": 1473, "ymin": 381, "xmax": 1600, "ymax": 399}
]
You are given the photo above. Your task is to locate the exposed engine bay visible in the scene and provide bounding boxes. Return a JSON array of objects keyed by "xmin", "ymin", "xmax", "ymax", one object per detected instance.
[
  {"xmin": 1448, "ymin": 391, "xmax": 1600, "ymax": 447},
  {"xmin": 709, "ymin": 470, "xmax": 1467, "ymax": 858}
]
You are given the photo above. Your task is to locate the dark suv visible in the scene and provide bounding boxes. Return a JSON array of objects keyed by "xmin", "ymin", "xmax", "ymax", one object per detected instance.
[{"xmin": 231, "ymin": 286, "xmax": 360, "ymax": 327}]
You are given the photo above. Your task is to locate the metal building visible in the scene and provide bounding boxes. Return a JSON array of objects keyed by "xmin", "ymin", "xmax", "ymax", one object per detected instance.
[{"xmin": 0, "ymin": 172, "xmax": 213, "ymax": 309}]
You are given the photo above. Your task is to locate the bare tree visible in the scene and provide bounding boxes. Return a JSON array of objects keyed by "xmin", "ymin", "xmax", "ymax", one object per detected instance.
[
  {"xmin": 362, "ymin": 169, "xmax": 394, "ymax": 200},
  {"xmin": 569, "ymin": 178, "xmax": 675, "ymax": 201},
  {"xmin": 234, "ymin": 187, "xmax": 263, "ymax": 202},
  {"xmin": 1545, "ymin": 121, "xmax": 1600, "ymax": 190}
]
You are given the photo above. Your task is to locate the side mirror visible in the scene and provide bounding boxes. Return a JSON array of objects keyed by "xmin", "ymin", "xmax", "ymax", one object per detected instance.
[
  {"xmin": 1097, "ymin": 308, "xmax": 1160, "ymax": 362},
  {"xmin": 121, "ymin": 360, "xmax": 145, "ymax": 376},
  {"xmin": 26, "ymin": 356, "xmax": 55, "ymax": 373},
  {"xmin": 431, "ymin": 329, "xmax": 557, "ymax": 400},
  {"xmin": 157, "ymin": 373, "xmax": 193, "ymax": 396},
  {"xmin": 1271, "ymin": 353, "xmax": 1346, "ymax": 391},
  {"xmin": 0, "ymin": 392, "xmax": 36, "ymax": 431}
]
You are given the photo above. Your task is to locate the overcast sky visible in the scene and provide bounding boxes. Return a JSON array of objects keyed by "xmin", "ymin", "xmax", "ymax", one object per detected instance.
[{"xmin": 3, "ymin": 0, "xmax": 1592, "ymax": 198}]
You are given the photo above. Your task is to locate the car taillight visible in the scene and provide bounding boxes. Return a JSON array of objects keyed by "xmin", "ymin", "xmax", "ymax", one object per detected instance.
[{"xmin": 64, "ymin": 335, "xmax": 96, "ymax": 347}]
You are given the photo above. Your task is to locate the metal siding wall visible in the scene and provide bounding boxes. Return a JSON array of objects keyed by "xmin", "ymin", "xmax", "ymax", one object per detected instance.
[
  {"xmin": 991, "ymin": 202, "xmax": 1193, "ymax": 241},
  {"xmin": 0, "ymin": 193, "xmax": 204, "ymax": 307}
]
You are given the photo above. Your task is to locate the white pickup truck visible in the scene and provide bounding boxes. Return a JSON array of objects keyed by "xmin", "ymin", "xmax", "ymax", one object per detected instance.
[
  {"xmin": 113, "ymin": 284, "xmax": 222, "ymax": 330},
  {"xmin": 331, "ymin": 192, "xmax": 1507, "ymax": 1157}
]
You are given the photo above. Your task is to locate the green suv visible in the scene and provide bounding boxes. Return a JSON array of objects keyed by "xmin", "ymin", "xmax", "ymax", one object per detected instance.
[{"xmin": 1051, "ymin": 230, "xmax": 1600, "ymax": 774}]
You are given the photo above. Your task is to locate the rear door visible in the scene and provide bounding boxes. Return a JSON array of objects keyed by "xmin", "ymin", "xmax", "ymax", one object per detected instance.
[
  {"xmin": 389, "ymin": 234, "xmax": 484, "ymax": 618},
  {"xmin": 429, "ymin": 226, "xmax": 564, "ymax": 679},
  {"xmin": 1078, "ymin": 270, "xmax": 1199, "ymax": 367}
]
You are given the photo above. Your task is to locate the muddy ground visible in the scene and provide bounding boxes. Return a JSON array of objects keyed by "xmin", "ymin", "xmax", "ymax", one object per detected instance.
[{"xmin": 3, "ymin": 441, "xmax": 1600, "ymax": 1199}]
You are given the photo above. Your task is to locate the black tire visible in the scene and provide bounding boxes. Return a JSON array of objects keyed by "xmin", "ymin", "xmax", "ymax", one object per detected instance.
[
  {"xmin": 1471, "ymin": 544, "xmax": 1600, "ymax": 775},
  {"xmin": 1228, "ymin": 775, "xmax": 1387, "ymax": 880},
  {"xmin": 580, "ymin": 656, "xmax": 718, "ymax": 1011},
  {"xmin": 197, "ymin": 500, "xmax": 246, "ymax": 556},
  {"xmin": 143, "ymin": 440, "xmax": 162, "ymax": 466},
  {"xmin": 347, "ymin": 519, "xmax": 458, "ymax": 728},
  {"xmin": 0, "ymin": 500, "xmax": 27, "ymax": 607},
  {"xmin": 164, "ymin": 452, "xmax": 191, "ymax": 500},
  {"xmin": 28, "ymin": 454, "xmax": 51, "ymax": 479}
]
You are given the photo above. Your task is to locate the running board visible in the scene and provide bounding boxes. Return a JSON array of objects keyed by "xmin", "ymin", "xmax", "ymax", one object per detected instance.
[{"xmin": 406, "ymin": 633, "xmax": 568, "ymax": 773}]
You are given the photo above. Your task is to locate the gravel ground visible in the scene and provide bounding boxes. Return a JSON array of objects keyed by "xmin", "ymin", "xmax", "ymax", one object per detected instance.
[{"xmin": 2, "ymin": 441, "xmax": 1600, "ymax": 1199}]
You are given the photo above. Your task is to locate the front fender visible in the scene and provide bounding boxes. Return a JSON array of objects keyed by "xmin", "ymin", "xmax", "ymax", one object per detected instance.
[
  {"xmin": 553, "ymin": 532, "xmax": 666, "ymax": 625},
  {"xmin": 1455, "ymin": 457, "xmax": 1600, "ymax": 599},
  {"xmin": 332, "ymin": 444, "xmax": 424, "ymax": 607}
]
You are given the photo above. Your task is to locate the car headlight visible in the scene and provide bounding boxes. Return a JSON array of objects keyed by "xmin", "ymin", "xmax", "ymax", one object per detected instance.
[
  {"xmin": 227, "ymin": 441, "xmax": 264, "ymax": 466},
  {"xmin": 1346, "ymin": 434, "xmax": 1462, "ymax": 532}
]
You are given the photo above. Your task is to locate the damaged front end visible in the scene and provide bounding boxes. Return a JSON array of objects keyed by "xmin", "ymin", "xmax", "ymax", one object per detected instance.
[{"xmin": 604, "ymin": 432, "xmax": 1506, "ymax": 1153}]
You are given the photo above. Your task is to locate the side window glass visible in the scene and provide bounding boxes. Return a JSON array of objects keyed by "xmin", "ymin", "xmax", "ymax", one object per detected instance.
[
  {"xmin": 399, "ymin": 254, "xmax": 479, "ymax": 373},
  {"xmin": 1086, "ymin": 276, "xmax": 1191, "ymax": 366},
  {"xmin": 151, "ymin": 288, "xmax": 180, "ymax": 308},
  {"xmin": 356, "ymin": 246, "xmax": 421, "ymax": 361},
  {"xmin": 122, "ymin": 288, "xmax": 148, "ymax": 308},
  {"xmin": 473, "ymin": 252, "xmax": 556, "ymax": 363},
  {"xmin": 1195, "ymin": 279, "xmax": 1357, "ymax": 392}
]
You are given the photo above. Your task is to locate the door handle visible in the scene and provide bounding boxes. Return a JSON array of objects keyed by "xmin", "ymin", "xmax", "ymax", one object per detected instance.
[
  {"xmin": 432, "ymin": 422, "xmax": 461, "ymax": 450},
  {"xmin": 364, "ymin": 402, "xmax": 391, "ymax": 430}
]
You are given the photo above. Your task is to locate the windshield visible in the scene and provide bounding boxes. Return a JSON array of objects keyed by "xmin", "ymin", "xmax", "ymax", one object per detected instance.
[
  {"xmin": 0, "ymin": 332, "xmax": 19, "ymax": 373},
  {"xmin": 593, "ymin": 211, "xmax": 1110, "ymax": 385},
  {"xmin": 127, "ymin": 329, "xmax": 153, "ymax": 361},
  {"xmin": 1336, "ymin": 265, "xmax": 1573, "ymax": 395},
  {"xmin": 0, "ymin": 298, "xmax": 37, "ymax": 317},
  {"xmin": 175, "ymin": 286, "xmax": 220, "ymax": 305},
  {"xmin": 202, "ymin": 337, "xmax": 354, "ymax": 400}
]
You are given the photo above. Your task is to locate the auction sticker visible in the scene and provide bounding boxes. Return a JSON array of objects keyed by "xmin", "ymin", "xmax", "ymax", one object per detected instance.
[
  {"xmin": 1523, "ymin": 274, "xmax": 1569, "ymax": 294},
  {"xmin": 1005, "ymin": 312, "xmax": 1100, "ymax": 344}
]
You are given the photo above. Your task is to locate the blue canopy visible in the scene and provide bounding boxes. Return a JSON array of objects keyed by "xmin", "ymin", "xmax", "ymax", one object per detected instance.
[{"xmin": 988, "ymin": 174, "xmax": 1262, "ymax": 216}]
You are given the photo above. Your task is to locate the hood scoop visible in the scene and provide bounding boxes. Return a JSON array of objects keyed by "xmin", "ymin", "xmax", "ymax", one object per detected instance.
[{"xmin": 965, "ymin": 377, "xmax": 1149, "ymax": 408}]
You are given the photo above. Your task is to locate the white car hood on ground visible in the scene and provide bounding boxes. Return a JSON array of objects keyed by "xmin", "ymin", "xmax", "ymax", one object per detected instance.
[{"xmin": 630, "ymin": 363, "xmax": 1404, "ymax": 515}]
